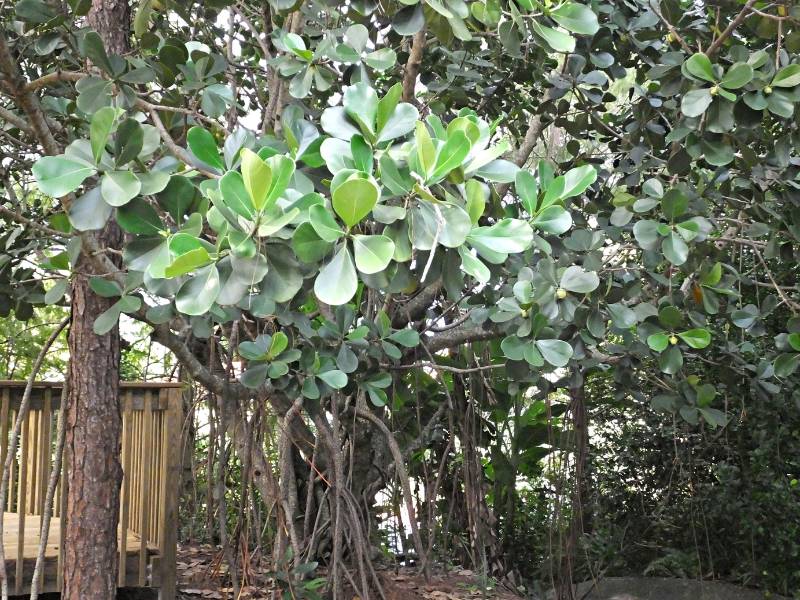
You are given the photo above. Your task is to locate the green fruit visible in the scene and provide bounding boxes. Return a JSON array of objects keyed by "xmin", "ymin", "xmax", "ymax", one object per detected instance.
[{"xmin": 556, "ymin": 288, "xmax": 568, "ymax": 300}]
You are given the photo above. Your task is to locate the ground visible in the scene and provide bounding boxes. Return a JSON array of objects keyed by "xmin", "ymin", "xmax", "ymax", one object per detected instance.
[{"xmin": 170, "ymin": 544, "xmax": 523, "ymax": 600}]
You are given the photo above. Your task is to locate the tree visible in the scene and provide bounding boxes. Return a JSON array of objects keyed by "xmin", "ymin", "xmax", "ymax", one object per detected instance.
[{"xmin": 1, "ymin": 0, "xmax": 799, "ymax": 598}]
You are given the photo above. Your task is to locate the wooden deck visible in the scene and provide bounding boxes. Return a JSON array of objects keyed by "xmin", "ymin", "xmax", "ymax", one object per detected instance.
[
  {"xmin": 0, "ymin": 381, "xmax": 183, "ymax": 598},
  {"xmin": 2, "ymin": 512, "xmax": 154, "ymax": 559},
  {"xmin": 2, "ymin": 512, "xmax": 160, "ymax": 594}
]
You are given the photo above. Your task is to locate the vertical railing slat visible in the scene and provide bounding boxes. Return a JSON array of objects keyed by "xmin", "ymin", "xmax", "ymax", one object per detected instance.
[
  {"xmin": 119, "ymin": 389, "xmax": 133, "ymax": 587},
  {"xmin": 138, "ymin": 391, "xmax": 153, "ymax": 586},
  {"xmin": 16, "ymin": 413, "xmax": 29, "ymax": 594}
]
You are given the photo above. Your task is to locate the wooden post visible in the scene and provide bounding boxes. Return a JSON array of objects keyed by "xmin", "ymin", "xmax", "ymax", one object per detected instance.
[
  {"xmin": 138, "ymin": 392, "xmax": 153, "ymax": 586},
  {"xmin": 119, "ymin": 390, "xmax": 133, "ymax": 587},
  {"xmin": 16, "ymin": 414, "xmax": 29, "ymax": 594},
  {"xmin": 158, "ymin": 387, "xmax": 182, "ymax": 600}
]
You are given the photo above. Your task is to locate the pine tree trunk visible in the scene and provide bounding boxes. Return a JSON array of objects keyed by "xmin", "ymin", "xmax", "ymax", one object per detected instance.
[{"xmin": 62, "ymin": 2, "xmax": 130, "ymax": 597}]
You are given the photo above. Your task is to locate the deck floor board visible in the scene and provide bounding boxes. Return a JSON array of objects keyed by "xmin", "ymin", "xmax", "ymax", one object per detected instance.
[{"xmin": 2, "ymin": 512, "xmax": 148, "ymax": 559}]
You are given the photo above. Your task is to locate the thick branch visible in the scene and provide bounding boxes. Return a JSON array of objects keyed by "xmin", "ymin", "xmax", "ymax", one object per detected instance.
[{"xmin": 402, "ymin": 29, "xmax": 426, "ymax": 103}]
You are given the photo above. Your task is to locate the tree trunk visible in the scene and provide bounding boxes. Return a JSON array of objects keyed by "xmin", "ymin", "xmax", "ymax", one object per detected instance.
[{"xmin": 62, "ymin": 3, "xmax": 130, "ymax": 598}]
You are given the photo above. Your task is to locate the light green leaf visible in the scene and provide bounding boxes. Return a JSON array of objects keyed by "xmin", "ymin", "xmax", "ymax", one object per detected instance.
[
  {"xmin": 720, "ymin": 62, "xmax": 753, "ymax": 89},
  {"xmin": 220, "ymin": 170, "xmax": 256, "ymax": 220},
  {"xmin": 314, "ymin": 246, "xmax": 357, "ymax": 305},
  {"xmin": 415, "ymin": 122, "xmax": 436, "ymax": 177},
  {"xmin": 431, "ymin": 130, "xmax": 471, "ymax": 181},
  {"xmin": 309, "ymin": 204, "xmax": 345, "ymax": 242},
  {"xmin": 318, "ymin": 369, "xmax": 348, "ymax": 389},
  {"xmin": 332, "ymin": 177, "xmax": 379, "ymax": 227},
  {"xmin": 682, "ymin": 88, "xmax": 713, "ymax": 117},
  {"xmin": 647, "ymin": 332, "xmax": 670, "ymax": 352},
  {"xmin": 550, "ymin": 3, "xmax": 599, "ymax": 35},
  {"xmin": 532, "ymin": 205, "xmax": 572, "ymax": 234},
  {"xmin": 531, "ymin": 20, "xmax": 575, "ymax": 53},
  {"xmin": 33, "ymin": 156, "xmax": 96, "ymax": 197},
  {"xmin": 685, "ymin": 53, "xmax": 716, "ymax": 83},
  {"xmin": 68, "ymin": 187, "xmax": 112, "ymax": 231},
  {"xmin": 677, "ymin": 328, "xmax": 711, "ymax": 349},
  {"xmin": 772, "ymin": 64, "xmax": 800, "ymax": 88},
  {"xmin": 343, "ymin": 82, "xmax": 378, "ymax": 139},
  {"xmin": 175, "ymin": 264, "xmax": 221, "ymax": 315},
  {"xmin": 89, "ymin": 107, "xmax": 115, "ymax": 164},
  {"xmin": 535, "ymin": 339, "xmax": 573, "ymax": 367},
  {"xmin": 187, "ymin": 126, "xmax": 223, "ymax": 170},
  {"xmin": 662, "ymin": 232, "xmax": 689, "ymax": 265},
  {"xmin": 560, "ymin": 265, "xmax": 599, "ymax": 293},
  {"xmin": 240, "ymin": 148, "xmax": 272, "ymax": 211},
  {"xmin": 352, "ymin": 234, "xmax": 395, "ymax": 274},
  {"xmin": 101, "ymin": 171, "xmax": 141, "ymax": 207}
]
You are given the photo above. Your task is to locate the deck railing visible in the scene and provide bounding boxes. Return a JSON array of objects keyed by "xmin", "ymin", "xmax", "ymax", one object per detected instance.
[{"xmin": 0, "ymin": 381, "xmax": 182, "ymax": 598}]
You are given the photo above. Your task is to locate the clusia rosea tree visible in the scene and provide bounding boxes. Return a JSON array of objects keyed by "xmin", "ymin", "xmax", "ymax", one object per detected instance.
[{"xmin": 1, "ymin": 0, "xmax": 800, "ymax": 598}]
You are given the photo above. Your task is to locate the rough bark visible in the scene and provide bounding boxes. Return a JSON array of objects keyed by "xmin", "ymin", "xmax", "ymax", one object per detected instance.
[{"xmin": 62, "ymin": 2, "xmax": 130, "ymax": 598}]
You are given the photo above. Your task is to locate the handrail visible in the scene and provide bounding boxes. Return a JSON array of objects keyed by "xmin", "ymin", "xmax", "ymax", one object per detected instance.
[{"xmin": 0, "ymin": 381, "xmax": 182, "ymax": 598}]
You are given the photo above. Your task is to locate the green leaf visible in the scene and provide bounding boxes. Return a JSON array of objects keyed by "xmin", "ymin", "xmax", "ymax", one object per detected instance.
[
  {"xmin": 788, "ymin": 333, "xmax": 800, "ymax": 352},
  {"xmin": 607, "ymin": 303, "xmax": 637, "ymax": 329},
  {"xmin": 89, "ymin": 107, "xmax": 115, "ymax": 164},
  {"xmin": 364, "ymin": 48, "xmax": 397, "ymax": 71},
  {"xmin": 662, "ymin": 232, "xmax": 689, "ymax": 265},
  {"xmin": 647, "ymin": 332, "xmax": 670, "ymax": 352},
  {"xmin": 720, "ymin": 62, "xmax": 753, "ymax": 89},
  {"xmin": 560, "ymin": 265, "xmax": 599, "ymax": 294},
  {"xmin": 93, "ymin": 303, "xmax": 122, "ymax": 335},
  {"xmin": 314, "ymin": 246, "xmax": 358, "ymax": 305},
  {"xmin": 44, "ymin": 279, "xmax": 68, "ymax": 304},
  {"xmin": 332, "ymin": 177, "xmax": 379, "ymax": 227},
  {"xmin": 465, "ymin": 180, "xmax": 486, "ymax": 224},
  {"xmin": 658, "ymin": 306, "xmax": 683, "ymax": 329},
  {"xmin": 68, "ymin": 187, "xmax": 112, "ymax": 231},
  {"xmin": 774, "ymin": 353, "xmax": 800, "ymax": 377},
  {"xmin": 532, "ymin": 205, "xmax": 572, "ymax": 234},
  {"xmin": 659, "ymin": 345, "xmax": 683, "ymax": 374},
  {"xmin": 431, "ymin": 131, "xmax": 471, "ymax": 181},
  {"xmin": 220, "ymin": 171, "xmax": 256, "ymax": 220},
  {"xmin": 467, "ymin": 219, "xmax": 533, "ymax": 260},
  {"xmin": 352, "ymin": 234, "xmax": 395, "ymax": 274},
  {"xmin": 33, "ymin": 156, "xmax": 96, "ymax": 197},
  {"xmin": 82, "ymin": 31, "xmax": 114, "ymax": 74},
  {"xmin": 376, "ymin": 83, "xmax": 402, "ymax": 134},
  {"xmin": 165, "ymin": 247, "xmax": 212, "ymax": 278},
  {"xmin": 535, "ymin": 339, "xmax": 573, "ymax": 367},
  {"xmin": 684, "ymin": 53, "xmax": 716, "ymax": 83},
  {"xmin": 309, "ymin": 205, "xmax": 345, "ymax": 242},
  {"xmin": 187, "ymin": 126, "xmax": 223, "ymax": 170},
  {"xmin": 292, "ymin": 222, "xmax": 331, "ymax": 263},
  {"xmin": 114, "ymin": 119, "xmax": 144, "ymax": 166},
  {"xmin": 532, "ymin": 21, "xmax": 575, "ymax": 53},
  {"xmin": 175, "ymin": 264, "xmax": 220, "ymax": 315},
  {"xmin": 772, "ymin": 64, "xmax": 800, "ymax": 88},
  {"xmin": 677, "ymin": 328, "xmax": 711, "ymax": 349},
  {"xmin": 101, "ymin": 171, "xmax": 141, "ymax": 207},
  {"xmin": 318, "ymin": 369, "xmax": 348, "ymax": 389},
  {"xmin": 241, "ymin": 364, "xmax": 269, "ymax": 388},
  {"xmin": 516, "ymin": 170, "xmax": 539, "ymax": 214},
  {"xmin": 550, "ymin": 3, "xmax": 599, "ymax": 35},
  {"xmin": 415, "ymin": 122, "xmax": 436, "ymax": 177},
  {"xmin": 240, "ymin": 148, "xmax": 272, "ymax": 211},
  {"xmin": 681, "ymin": 88, "xmax": 713, "ymax": 118},
  {"xmin": 388, "ymin": 328, "xmax": 420, "ymax": 348},
  {"xmin": 89, "ymin": 277, "xmax": 122, "ymax": 298},
  {"xmin": 661, "ymin": 188, "xmax": 688, "ymax": 220},
  {"xmin": 262, "ymin": 154, "xmax": 296, "ymax": 208},
  {"xmin": 633, "ymin": 219, "xmax": 660, "ymax": 248},
  {"xmin": 343, "ymin": 82, "xmax": 378, "ymax": 139},
  {"xmin": 376, "ymin": 103, "xmax": 419, "ymax": 144},
  {"xmin": 117, "ymin": 197, "xmax": 163, "ymax": 234}
]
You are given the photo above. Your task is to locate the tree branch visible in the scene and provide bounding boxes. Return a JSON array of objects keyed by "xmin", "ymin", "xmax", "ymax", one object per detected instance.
[
  {"xmin": 402, "ymin": 29, "xmax": 426, "ymax": 104},
  {"xmin": 706, "ymin": 0, "xmax": 758, "ymax": 57}
]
